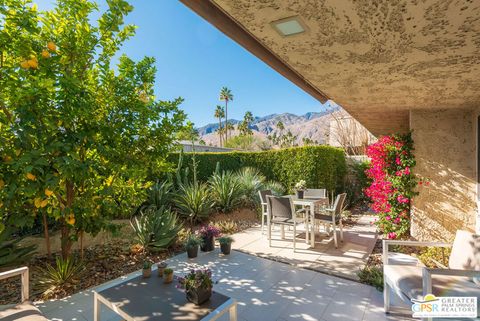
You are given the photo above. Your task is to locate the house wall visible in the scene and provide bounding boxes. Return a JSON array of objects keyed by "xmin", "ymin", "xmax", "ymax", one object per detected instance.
[{"xmin": 410, "ymin": 109, "xmax": 477, "ymax": 241}]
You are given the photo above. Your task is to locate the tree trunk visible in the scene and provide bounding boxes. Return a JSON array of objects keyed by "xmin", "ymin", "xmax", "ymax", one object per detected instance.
[
  {"xmin": 218, "ymin": 118, "xmax": 222, "ymax": 147},
  {"xmin": 42, "ymin": 211, "xmax": 51, "ymax": 258},
  {"xmin": 61, "ymin": 180, "xmax": 75, "ymax": 259},
  {"xmin": 80, "ymin": 230, "xmax": 84, "ymax": 260},
  {"xmin": 225, "ymin": 101, "xmax": 228, "ymax": 141}
]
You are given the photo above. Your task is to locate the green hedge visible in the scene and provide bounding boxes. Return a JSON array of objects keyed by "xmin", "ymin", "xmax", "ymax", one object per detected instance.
[{"xmin": 167, "ymin": 146, "xmax": 347, "ymax": 193}]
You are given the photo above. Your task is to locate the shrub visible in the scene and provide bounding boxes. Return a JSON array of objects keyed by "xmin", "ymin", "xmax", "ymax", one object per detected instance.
[
  {"xmin": 184, "ymin": 234, "xmax": 203, "ymax": 249},
  {"xmin": 235, "ymin": 167, "xmax": 266, "ymax": 207},
  {"xmin": 218, "ymin": 236, "xmax": 234, "ymax": 245},
  {"xmin": 38, "ymin": 256, "xmax": 85, "ymax": 299},
  {"xmin": 130, "ymin": 207, "xmax": 181, "ymax": 252},
  {"xmin": 357, "ymin": 266, "xmax": 383, "ymax": 291},
  {"xmin": 168, "ymin": 146, "xmax": 346, "ymax": 193},
  {"xmin": 262, "ymin": 181, "xmax": 286, "ymax": 196},
  {"xmin": 209, "ymin": 171, "xmax": 243, "ymax": 213},
  {"xmin": 365, "ymin": 133, "xmax": 418, "ymax": 239},
  {"xmin": 418, "ymin": 247, "xmax": 451, "ymax": 268},
  {"xmin": 175, "ymin": 183, "xmax": 213, "ymax": 223},
  {"xmin": 0, "ymin": 227, "xmax": 36, "ymax": 268},
  {"xmin": 211, "ymin": 220, "xmax": 238, "ymax": 234}
]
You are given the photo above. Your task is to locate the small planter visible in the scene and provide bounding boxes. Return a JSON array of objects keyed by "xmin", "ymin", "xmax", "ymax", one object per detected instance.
[
  {"xmin": 220, "ymin": 243, "xmax": 231, "ymax": 255},
  {"xmin": 187, "ymin": 245, "xmax": 199, "ymax": 258},
  {"xmin": 157, "ymin": 262, "xmax": 168, "ymax": 277},
  {"xmin": 186, "ymin": 287, "xmax": 212, "ymax": 305},
  {"xmin": 142, "ymin": 267, "xmax": 152, "ymax": 278},
  {"xmin": 163, "ymin": 270, "xmax": 174, "ymax": 284},
  {"xmin": 296, "ymin": 190, "xmax": 304, "ymax": 199},
  {"xmin": 200, "ymin": 235, "xmax": 215, "ymax": 252}
]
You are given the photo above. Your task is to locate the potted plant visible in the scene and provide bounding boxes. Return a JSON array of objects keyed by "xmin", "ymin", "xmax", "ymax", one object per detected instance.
[
  {"xmin": 163, "ymin": 268, "xmax": 174, "ymax": 284},
  {"xmin": 198, "ymin": 225, "xmax": 221, "ymax": 252},
  {"xmin": 294, "ymin": 180, "xmax": 307, "ymax": 199},
  {"xmin": 142, "ymin": 260, "xmax": 152, "ymax": 278},
  {"xmin": 178, "ymin": 269, "xmax": 213, "ymax": 305},
  {"xmin": 157, "ymin": 261, "xmax": 168, "ymax": 277},
  {"xmin": 185, "ymin": 234, "xmax": 202, "ymax": 259},
  {"xmin": 218, "ymin": 236, "xmax": 233, "ymax": 255}
]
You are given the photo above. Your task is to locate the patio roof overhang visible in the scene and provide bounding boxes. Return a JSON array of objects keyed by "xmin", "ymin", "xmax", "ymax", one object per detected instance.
[{"xmin": 180, "ymin": 0, "xmax": 480, "ymax": 136}]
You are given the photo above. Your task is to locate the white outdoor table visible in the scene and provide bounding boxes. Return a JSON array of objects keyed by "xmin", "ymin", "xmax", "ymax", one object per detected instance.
[
  {"xmin": 94, "ymin": 274, "xmax": 237, "ymax": 321},
  {"xmin": 289, "ymin": 195, "xmax": 329, "ymax": 248}
]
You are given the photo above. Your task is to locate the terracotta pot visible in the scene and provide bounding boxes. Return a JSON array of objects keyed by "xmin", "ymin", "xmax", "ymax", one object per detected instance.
[
  {"xmin": 186, "ymin": 287, "xmax": 212, "ymax": 305},
  {"xmin": 220, "ymin": 243, "xmax": 231, "ymax": 255},
  {"xmin": 296, "ymin": 190, "xmax": 304, "ymax": 199},
  {"xmin": 142, "ymin": 268, "xmax": 151, "ymax": 278},
  {"xmin": 200, "ymin": 236, "xmax": 215, "ymax": 252},
  {"xmin": 187, "ymin": 245, "xmax": 199, "ymax": 258},
  {"xmin": 157, "ymin": 263, "xmax": 168, "ymax": 277},
  {"xmin": 163, "ymin": 272, "xmax": 174, "ymax": 284}
]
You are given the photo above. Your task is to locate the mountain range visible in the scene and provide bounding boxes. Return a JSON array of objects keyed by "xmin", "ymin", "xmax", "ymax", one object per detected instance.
[{"xmin": 198, "ymin": 110, "xmax": 336, "ymax": 147}]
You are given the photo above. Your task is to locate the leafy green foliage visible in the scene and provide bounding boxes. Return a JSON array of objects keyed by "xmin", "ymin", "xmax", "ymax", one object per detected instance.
[
  {"xmin": 175, "ymin": 182, "xmax": 213, "ymax": 223},
  {"xmin": 209, "ymin": 170, "xmax": 243, "ymax": 213},
  {"xmin": 358, "ymin": 266, "xmax": 383, "ymax": 291},
  {"xmin": 0, "ymin": 227, "xmax": 36, "ymax": 268},
  {"xmin": 211, "ymin": 220, "xmax": 238, "ymax": 234},
  {"xmin": 141, "ymin": 181, "xmax": 173, "ymax": 212},
  {"xmin": 218, "ymin": 236, "xmax": 233, "ymax": 245},
  {"xmin": 168, "ymin": 146, "xmax": 347, "ymax": 193},
  {"xmin": 38, "ymin": 256, "xmax": 85, "ymax": 299},
  {"xmin": 130, "ymin": 207, "xmax": 181, "ymax": 252},
  {"xmin": 0, "ymin": 0, "xmax": 185, "ymax": 257},
  {"xmin": 184, "ymin": 234, "xmax": 202, "ymax": 249},
  {"xmin": 235, "ymin": 167, "xmax": 266, "ymax": 206},
  {"xmin": 418, "ymin": 246, "xmax": 451, "ymax": 268}
]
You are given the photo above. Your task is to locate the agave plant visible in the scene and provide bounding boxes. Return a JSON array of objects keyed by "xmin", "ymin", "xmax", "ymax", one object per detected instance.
[
  {"xmin": 0, "ymin": 227, "xmax": 36, "ymax": 268},
  {"xmin": 145, "ymin": 180, "xmax": 173, "ymax": 210},
  {"xmin": 263, "ymin": 181, "xmax": 286, "ymax": 196},
  {"xmin": 175, "ymin": 182, "xmax": 213, "ymax": 223},
  {"xmin": 209, "ymin": 170, "xmax": 243, "ymax": 213},
  {"xmin": 235, "ymin": 167, "xmax": 266, "ymax": 207},
  {"xmin": 38, "ymin": 256, "xmax": 85, "ymax": 299},
  {"xmin": 131, "ymin": 207, "xmax": 182, "ymax": 252}
]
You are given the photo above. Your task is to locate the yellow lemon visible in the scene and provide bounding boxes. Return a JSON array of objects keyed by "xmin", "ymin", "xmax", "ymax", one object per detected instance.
[
  {"xmin": 45, "ymin": 188, "xmax": 54, "ymax": 197},
  {"xmin": 66, "ymin": 214, "xmax": 75, "ymax": 225},
  {"xmin": 0, "ymin": 179, "xmax": 4, "ymax": 189},
  {"xmin": 15, "ymin": 150, "xmax": 21, "ymax": 156},
  {"xmin": 26, "ymin": 173, "xmax": 36, "ymax": 181},
  {"xmin": 41, "ymin": 50, "xmax": 50, "ymax": 58},
  {"xmin": 20, "ymin": 60, "xmax": 30, "ymax": 69},
  {"xmin": 27, "ymin": 59, "xmax": 38, "ymax": 69},
  {"xmin": 47, "ymin": 41, "xmax": 56, "ymax": 52},
  {"xmin": 34, "ymin": 197, "xmax": 42, "ymax": 208},
  {"xmin": 40, "ymin": 199, "xmax": 48, "ymax": 208}
]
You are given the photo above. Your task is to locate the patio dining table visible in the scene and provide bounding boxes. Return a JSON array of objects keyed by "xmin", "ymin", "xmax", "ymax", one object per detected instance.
[{"xmin": 288, "ymin": 195, "xmax": 329, "ymax": 248}]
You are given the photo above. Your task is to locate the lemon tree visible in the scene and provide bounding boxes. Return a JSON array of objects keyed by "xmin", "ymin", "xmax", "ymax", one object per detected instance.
[{"xmin": 0, "ymin": 0, "xmax": 186, "ymax": 258}]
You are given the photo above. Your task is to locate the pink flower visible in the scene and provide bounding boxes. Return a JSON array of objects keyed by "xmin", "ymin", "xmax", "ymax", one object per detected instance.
[
  {"xmin": 394, "ymin": 217, "xmax": 401, "ymax": 224},
  {"xmin": 397, "ymin": 195, "xmax": 409, "ymax": 204},
  {"xmin": 385, "ymin": 216, "xmax": 391, "ymax": 221},
  {"xmin": 404, "ymin": 167, "xmax": 410, "ymax": 175},
  {"xmin": 395, "ymin": 171, "xmax": 402, "ymax": 176},
  {"xmin": 387, "ymin": 232, "xmax": 397, "ymax": 239},
  {"xmin": 395, "ymin": 157, "xmax": 401, "ymax": 165}
]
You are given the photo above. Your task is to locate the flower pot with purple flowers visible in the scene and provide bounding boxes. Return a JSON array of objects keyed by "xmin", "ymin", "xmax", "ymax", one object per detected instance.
[{"xmin": 198, "ymin": 225, "xmax": 220, "ymax": 252}]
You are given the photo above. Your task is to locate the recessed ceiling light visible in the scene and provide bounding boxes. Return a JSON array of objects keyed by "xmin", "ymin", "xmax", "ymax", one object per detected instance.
[{"xmin": 271, "ymin": 16, "xmax": 307, "ymax": 37}]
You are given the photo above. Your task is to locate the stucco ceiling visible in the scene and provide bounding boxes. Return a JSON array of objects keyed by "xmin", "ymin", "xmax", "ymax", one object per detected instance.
[{"xmin": 210, "ymin": 0, "xmax": 480, "ymax": 135}]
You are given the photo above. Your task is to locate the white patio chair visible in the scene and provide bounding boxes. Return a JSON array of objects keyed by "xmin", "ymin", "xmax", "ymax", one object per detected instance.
[
  {"xmin": 258, "ymin": 189, "xmax": 272, "ymax": 234},
  {"xmin": 383, "ymin": 230, "xmax": 480, "ymax": 318},
  {"xmin": 0, "ymin": 266, "xmax": 49, "ymax": 320},
  {"xmin": 304, "ymin": 188, "xmax": 327, "ymax": 199},
  {"xmin": 314, "ymin": 193, "xmax": 346, "ymax": 248},
  {"xmin": 267, "ymin": 195, "xmax": 305, "ymax": 252}
]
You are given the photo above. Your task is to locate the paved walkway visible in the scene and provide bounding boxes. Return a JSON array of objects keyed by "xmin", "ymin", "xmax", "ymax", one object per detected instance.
[
  {"xmin": 232, "ymin": 215, "xmax": 378, "ymax": 280},
  {"xmin": 36, "ymin": 249, "xmax": 412, "ymax": 321}
]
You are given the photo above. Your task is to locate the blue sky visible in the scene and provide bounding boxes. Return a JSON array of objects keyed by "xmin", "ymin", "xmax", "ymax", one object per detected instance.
[{"xmin": 34, "ymin": 0, "xmax": 329, "ymax": 126}]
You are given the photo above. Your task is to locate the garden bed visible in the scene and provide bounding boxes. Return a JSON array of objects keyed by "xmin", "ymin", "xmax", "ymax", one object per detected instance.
[{"xmin": 0, "ymin": 210, "xmax": 260, "ymax": 305}]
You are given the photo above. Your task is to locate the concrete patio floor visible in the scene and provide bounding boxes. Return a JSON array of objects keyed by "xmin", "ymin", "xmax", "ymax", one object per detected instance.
[
  {"xmin": 35, "ymin": 249, "xmax": 413, "ymax": 321},
  {"xmin": 232, "ymin": 215, "xmax": 378, "ymax": 280}
]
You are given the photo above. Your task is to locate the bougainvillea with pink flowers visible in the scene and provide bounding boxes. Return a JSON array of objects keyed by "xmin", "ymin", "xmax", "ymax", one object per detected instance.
[{"xmin": 365, "ymin": 133, "xmax": 419, "ymax": 239}]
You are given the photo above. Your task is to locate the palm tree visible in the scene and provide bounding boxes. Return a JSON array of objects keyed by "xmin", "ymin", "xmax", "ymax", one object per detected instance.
[
  {"xmin": 219, "ymin": 87, "xmax": 233, "ymax": 140},
  {"xmin": 214, "ymin": 105, "xmax": 225, "ymax": 147}
]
